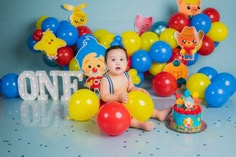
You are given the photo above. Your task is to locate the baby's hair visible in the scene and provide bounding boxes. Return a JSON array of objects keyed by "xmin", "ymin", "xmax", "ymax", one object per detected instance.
[{"xmin": 105, "ymin": 45, "xmax": 128, "ymax": 62}]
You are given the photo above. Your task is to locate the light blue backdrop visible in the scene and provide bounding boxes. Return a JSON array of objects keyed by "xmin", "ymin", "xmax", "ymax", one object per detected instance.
[{"xmin": 0, "ymin": 0, "xmax": 235, "ymax": 77}]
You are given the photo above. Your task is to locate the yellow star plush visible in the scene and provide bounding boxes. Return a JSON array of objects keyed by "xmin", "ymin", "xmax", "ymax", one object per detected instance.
[{"xmin": 34, "ymin": 29, "xmax": 66, "ymax": 59}]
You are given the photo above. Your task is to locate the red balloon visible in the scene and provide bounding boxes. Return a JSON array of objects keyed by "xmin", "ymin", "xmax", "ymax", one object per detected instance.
[
  {"xmin": 55, "ymin": 46, "xmax": 74, "ymax": 66},
  {"xmin": 202, "ymin": 8, "xmax": 220, "ymax": 22},
  {"xmin": 33, "ymin": 29, "xmax": 43, "ymax": 41},
  {"xmin": 77, "ymin": 26, "xmax": 92, "ymax": 37},
  {"xmin": 168, "ymin": 12, "xmax": 190, "ymax": 32},
  {"xmin": 168, "ymin": 48, "xmax": 188, "ymax": 65},
  {"xmin": 152, "ymin": 72, "xmax": 177, "ymax": 97},
  {"xmin": 198, "ymin": 35, "xmax": 215, "ymax": 56},
  {"xmin": 96, "ymin": 102, "xmax": 131, "ymax": 136}
]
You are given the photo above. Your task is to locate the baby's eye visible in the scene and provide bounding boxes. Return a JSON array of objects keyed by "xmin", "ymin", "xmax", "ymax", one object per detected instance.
[
  {"xmin": 120, "ymin": 58, "xmax": 124, "ymax": 61},
  {"xmin": 112, "ymin": 59, "xmax": 116, "ymax": 61}
]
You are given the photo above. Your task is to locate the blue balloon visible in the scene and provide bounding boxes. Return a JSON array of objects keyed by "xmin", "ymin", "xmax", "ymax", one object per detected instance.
[
  {"xmin": 190, "ymin": 13, "xmax": 212, "ymax": 34},
  {"xmin": 149, "ymin": 41, "xmax": 172, "ymax": 63},
  {"xmin": 131, "ymin": 50, "xmax": 152, "ymax": 73},
  {"xmin": 151, "ymin": 21, "xmax": 168, "ymax": 35},
  {"xmin": 198, "ymin": 66, "xmax": 218, "ymax": 80},
  {"xmin": 41, "ymin": 17, "xmax": 60, "ymax": 34},
  {"xmin": 205, "ymin": 82, "xmax": 230, "ymax": 107},
  {"xmin": 27, "ymin": 35, "xmax": 41, "ymax": 53},
  {"xmin": 135, "ymin": 72, "xmax": 145, "ymax": 87},
  {"xmin": 187, "ymin": 53, "xmax": 198, "ymax": 66},
  {"xmin": 1, "ymin": 73, "xmax": 19, "ymax": 98},
  {"xmin": 56, "ymin": 24, "xmax": 78, "ymax": 46},
  {"xmin": 212, "ymin": 72, "xmax": 236, "ymax": 96}
]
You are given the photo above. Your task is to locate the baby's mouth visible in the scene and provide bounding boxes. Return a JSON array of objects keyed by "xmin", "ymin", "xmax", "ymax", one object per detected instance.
[{"xmin": 115, "ymin": 67, "xmax": 121, "ymax": 70}]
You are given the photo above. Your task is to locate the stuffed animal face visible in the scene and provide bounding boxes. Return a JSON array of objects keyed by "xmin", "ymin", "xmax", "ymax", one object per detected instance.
[{"xmin": 177, "ymin": 0, "xmax": 202, "ymax": 16}]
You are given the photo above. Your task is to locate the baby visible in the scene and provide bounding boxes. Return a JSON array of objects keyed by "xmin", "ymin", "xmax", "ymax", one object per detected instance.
[{"xmin": 100, "ymin": 45, "xmax": 171, "ymax": 131}]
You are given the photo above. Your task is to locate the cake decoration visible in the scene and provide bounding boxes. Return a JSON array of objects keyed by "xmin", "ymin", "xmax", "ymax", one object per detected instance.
[{"xmin": 166, "ymin": 90, "xmax": 207, "ymax": 133}]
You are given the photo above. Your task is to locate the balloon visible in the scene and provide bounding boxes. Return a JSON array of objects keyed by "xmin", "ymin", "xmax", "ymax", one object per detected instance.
[
  {"xmin": 168, "ymin": 12, "xmax": 190, "ymax": 32},
  {"xmin": 124, "ymin": 91, "xmax": 154, "ymax": 122},
  {"xmin": 42, "ymin": 54, "xmax": 58, "ymax": 67},
  {"xmin": 186, "ymin": 73, "xmax": 211, "ymax": 99},
  {"xmin": 55, "ymin": 46, "xmax": 74, "ymax": 66},
  {"xmin": 159, "ymin": 28, "xmax": 178, "ymax": 48},
  {"xmin": 36, "ymin": 15, "xmax": 48, "ymax": 29},
  {"xmin": 212, "ymin": 72, "xmax": 236, "ymax": 96},
  {"xmin": 197, "ymin": 35, "xmax": 215, "ymax": 56},
  {"xmin": 149, "ymin": 62, "xmax": 166, "ymax": 76},
  {"xmin": 140, "ymin": 32, "xmax": 159, "ymax": 51},
  {"xmin": 77, "ymin": 25, "xmax": 92, "ymax": 37},
  {"xmin": 205, "ymin": 82, "xmax": 230, "ymax": 107},
  {"xmin": 93, "ymin": 29, "xmax": 110, "ymax": 41},
  {"xmin": 152, "ymin": 72, "xmax": 177, "ymax": 97},
  {"xmin": 202, "ymin": 8, "xmax": 220, "ymax": 22},
  {"xmin": 41, "ymin": 17, "xmax": 60, "ymax": 34},
  {"xmin": 149, "ymin": 40, "xmax": 172, "ymax": 63},
  {"xmin": 32, "ymin": 29, "xmax": 43, "ymax": 41},
  {"xmin": 0, "ymin": 79, "xmax": 1, "ymax": 94},
  {"xmin": 190, "ymin": 13, "xmax": 212, "ymax": 34},
  {"xmin": 68, "ymin": 89, "xmax": 99, "ymax": 121},
  {"xmin": 99, "ymin": 32, "xmax": 115, "ymax": 48},
  {"xmin": 56, "ymin": 24, "xmax": 78, "ymax": 46},
  {"xmin": 1, "ymin": 73, "xmax": 19, "ymax": 98},
  {"xmin": 121, "ymin": 31, "xmax": 141, "ymax": 56},
  {"xmin": 128, "ymin": 69, "xmax": 141, "ymax": 86},
  {"xmin": 27, "ymin": 35, "xmax": 41, "ymax": 53},
  {"xmin": 69, "ymin": 57, "xmax": 80, "ymax": 71},
  {"xmin": 207, "ymin": 22, "xmax": 228, "ymax": 42},
  {"xmin": 168, "ymin": 48, "xmax": 187, "ymax": 65},
  {"xmin": 97, "ymin": 102, "xmax": 131, "ymax": 136},
  {"xmin": 151, "ymin": 21, "xmax": 168, "ymax": 35},
  {"xmin": 131, "ymin": 50, "xmax": 152, "ymax": 73},
  {"xmin": 198, "ymin": 66, "xmax": 218, "ymax": 80}
]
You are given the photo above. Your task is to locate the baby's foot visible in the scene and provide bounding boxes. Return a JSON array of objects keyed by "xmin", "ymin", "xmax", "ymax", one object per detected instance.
[{"xmin": 130, "ymin": 119, "xmax": 154, "ymax": 131}]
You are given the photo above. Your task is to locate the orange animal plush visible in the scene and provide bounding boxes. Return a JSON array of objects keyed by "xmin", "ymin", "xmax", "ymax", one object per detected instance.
[
  {"xmin": 174, "ymin": 26, "xmax": 204, "ymax": 61},
  {"xmin": 177, "ymin": 0, "xmax": 202, "ymax": 16}
]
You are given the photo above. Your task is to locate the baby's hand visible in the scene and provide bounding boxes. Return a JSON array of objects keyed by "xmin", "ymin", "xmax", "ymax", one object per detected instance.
[{"xmin": 119, "ymin": 93, "xmax": 128, "ymax": 104}]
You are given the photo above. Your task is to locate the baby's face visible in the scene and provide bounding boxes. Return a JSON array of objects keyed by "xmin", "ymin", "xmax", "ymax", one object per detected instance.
[{"xmin": 106, "ymin": 49, "xmax": 128, "ymax": 75}]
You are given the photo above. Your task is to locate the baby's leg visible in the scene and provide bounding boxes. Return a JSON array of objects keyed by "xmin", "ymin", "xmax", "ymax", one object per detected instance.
[
  {"xmin": 130, "ymin": 118, "xmax": 154, "ymax": 131},
  {"xmin": 152, "ymin": 108, "xmax": 172, "ymax": 121}
]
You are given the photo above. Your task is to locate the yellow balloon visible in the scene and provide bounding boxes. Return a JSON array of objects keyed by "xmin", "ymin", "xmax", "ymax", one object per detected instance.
[
  {"xmin": 149, "ymin": 62, "xmax": 166, "ymax": 76},
  {"xmin": 68, "ymin": 89, "xmax": 99, "ymax": 121},
  {"xmin": 98, "ymin": 33, "xmax": 115, "ymax": 48},
  {"xmin": 160, "ymin": 28, "xmax": 178, "ymax": 48},
  {"xmin": 128, "ymin": 69, "xmax": 141, "ymax": 85},
  {"xmin": 69, "ymin": 57, "xmax": 80, "ymax": 71},
  {"xmin": 36, "ymin": 15, "xmax": 48, "ymax": 29},
  {"xmin": 140, "ymin": 32, "xmax": 159, "ymax": 51},
  {"xmin": 207, "ymin": 22, "xmax": 228, "ymax": 42},
  {"xmin": 186, "ymin": 73, "xmax": 211, "ymax": 99},
  {"xmin": 93, "ymin": 29, "xmax": 110, "ymax": 41},
  {"xmin": 121, "ymin": 31, "xmax": 141, "ymax": 56},
  {"xmin": 124, "ymin": 91, "xmax": 154, "ymax": 122}
]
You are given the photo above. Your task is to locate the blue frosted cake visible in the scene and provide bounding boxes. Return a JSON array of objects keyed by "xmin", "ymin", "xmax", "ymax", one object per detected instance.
[{"xmin": 168, "ymin": 90, "xmax": 204, "ymax": 133}]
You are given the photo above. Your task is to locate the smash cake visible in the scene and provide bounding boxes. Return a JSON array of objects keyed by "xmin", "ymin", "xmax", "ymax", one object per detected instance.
[{"xmin": 166, "ymin": 90, "xmax": 207, "ymax": 133}]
